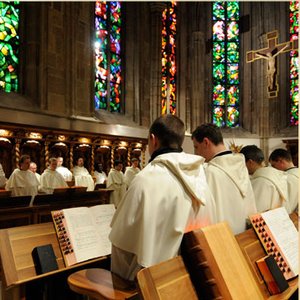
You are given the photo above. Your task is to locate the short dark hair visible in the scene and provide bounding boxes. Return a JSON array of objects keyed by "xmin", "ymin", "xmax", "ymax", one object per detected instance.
[
  {"xmin": 149, "ymin": 114, "xmax": 185, "ymax": 149},
  {"xmin": 114, "ymin": 160, "xmax": 123, "ymax": 167},
  {"xmin": 269, "ymin": 148, "xmax": 292, "ymax": 162},
  {"xmin": 191, "ymin": 123, "xmax": 223, "ymax": 146},
  {"xmin": 240, "ymin": 145, "xmax": 264, "ymax": 163},
  {"xmin": 19, "ymin": 154, "xmax": 30, "ymax": 165}
]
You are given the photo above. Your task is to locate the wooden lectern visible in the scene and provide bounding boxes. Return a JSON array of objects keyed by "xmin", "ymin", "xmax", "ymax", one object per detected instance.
[{"xmin": 0, "ymin": 222, "xmax": 110, "ymax": 300}]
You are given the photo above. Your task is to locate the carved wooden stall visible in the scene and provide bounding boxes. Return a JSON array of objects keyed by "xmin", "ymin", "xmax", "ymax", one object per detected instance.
[{"xmin": 0, "ymin": 123, "xmax": 148, "ymax": 177}]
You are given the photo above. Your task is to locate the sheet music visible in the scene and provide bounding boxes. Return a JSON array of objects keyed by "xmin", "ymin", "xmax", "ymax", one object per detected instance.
[
  {"xmin": 62, "ymin": 204, "xmax": 115, "ymax": 264},
  {"xmin": 262, "ymin": 207, "xmax": 298, "ymax": 276}
]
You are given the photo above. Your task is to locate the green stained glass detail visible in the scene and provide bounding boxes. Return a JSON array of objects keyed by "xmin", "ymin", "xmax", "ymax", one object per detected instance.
[
  {"xmin": 227, "ymin": 42, "xmax": 239, "ymax": 63},
  {"xmin": 213, "ymin": 2, "xmax": 225, "ymax": 20},
  {"xmin": 227, "ymin": 2, "xmax": 239, "ymax": 20},
  {"xmin": 213, "ymin": 64, "xmax": 225, "ymax": 82},
  {"xmin": 212, "ymin": 2, "xmax": 240, "ymax": 128},
  {"xmin": 0, "ymin": 1, "xmax": 19, "ymax": 93},
  {"xmin": 213, "ymin": 84, "xmax": 225, "ymax": 105},
  {"xmin": 213, "ymin": 43, "xmax": 225, "ymax": 62}
]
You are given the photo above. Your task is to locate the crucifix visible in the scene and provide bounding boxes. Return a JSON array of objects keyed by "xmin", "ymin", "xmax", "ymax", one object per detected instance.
[{"xmin": 246, "ymin": 30, "xmax": 298, "ymax": 98}]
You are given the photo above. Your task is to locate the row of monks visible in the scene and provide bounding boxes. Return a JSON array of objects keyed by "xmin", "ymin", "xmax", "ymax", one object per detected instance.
[
  {"xmin": 0, "ymin": 154, "xmax": 141, "ymax": 205},
  {"xmin": 107, "ymin": 116, "xmax": 299, "ymax": 282},
  {"xmin": 0, "ymin": 115, "xmax": 297, "ymax": 287}
]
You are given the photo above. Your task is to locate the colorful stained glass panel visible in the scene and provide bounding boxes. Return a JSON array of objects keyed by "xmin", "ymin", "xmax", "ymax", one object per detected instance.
[
  {"xmin": 0, "ymin": 1, "xmax": 19, "ymax": 93},
  {"xmin": 212, "ymin": 2, "xmax": 240, "ymax": 127},
  {"xmin": 161, "ymin": 2, "xmax": 177, "ymax": 115},
  {"xmin": 289, "ymin": 0, "xmax": 298, "ymax": 125},
  {"xmin": 95, "ymin": 1, "xmax": 122, "ymax": 112}
]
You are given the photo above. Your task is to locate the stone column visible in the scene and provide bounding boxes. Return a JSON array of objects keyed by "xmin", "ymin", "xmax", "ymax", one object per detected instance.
[
  {"xmin": 190, "ymin": 31, "xmax": 206, "ymax": 131},
  {"xmin": 149, "ymin": 3, "xmax": 167, "ymax": 123}
]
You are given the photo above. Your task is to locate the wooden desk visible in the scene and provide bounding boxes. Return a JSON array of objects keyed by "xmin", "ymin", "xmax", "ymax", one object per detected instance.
[
  {"xmin": 0, "ymin": 189, "xmax": 113, "ymax": 229},
  {"xmin": 235, "ymin": 213, "xmax": 298, "ymax": 299},
  {"xmin": 0, "ymin": 222, "xmax": 110, "ymax": 300}
]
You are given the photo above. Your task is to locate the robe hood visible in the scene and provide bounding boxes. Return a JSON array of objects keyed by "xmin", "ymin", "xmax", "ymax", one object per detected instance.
[
  {"xmin": 208, "ymin": 153, "xmax": 250, "ymax": 198},
  {"xmin": 152, "ymin": 152, "xmax": 209, "ymax": 207},
  {"xmin": 252, "ymin": 167, "xmax": 288, "ymax": 201}
]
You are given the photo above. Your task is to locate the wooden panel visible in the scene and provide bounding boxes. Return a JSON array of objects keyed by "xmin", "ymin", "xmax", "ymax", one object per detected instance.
[
  {"xmin": 0, "ymin": 189, "xmax": 113, "ymax": 229},
  {"xmin": 137, "ymin": 256, "xmax": 197, "ymax": 300}
]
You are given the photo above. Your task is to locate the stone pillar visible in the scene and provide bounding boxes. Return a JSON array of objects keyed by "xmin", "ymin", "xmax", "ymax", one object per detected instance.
[
  {"xmin": 190, "ymin": 31, "xmax": 206, "ymax": 131},
  {"xmin": 149, "ymin": 3, "xmax": 167, "ymax": 123}
]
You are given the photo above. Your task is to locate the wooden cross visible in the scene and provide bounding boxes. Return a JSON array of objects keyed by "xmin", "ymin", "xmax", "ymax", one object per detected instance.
[{"xmin": 246, "ymin": 30, "xmax": 298, "ymax": 98}]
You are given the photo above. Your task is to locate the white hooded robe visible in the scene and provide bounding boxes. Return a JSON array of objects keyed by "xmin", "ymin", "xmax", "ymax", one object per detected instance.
[{"xmin": 109, "ymin": 152, "xmax": 217, "ymax": 281}]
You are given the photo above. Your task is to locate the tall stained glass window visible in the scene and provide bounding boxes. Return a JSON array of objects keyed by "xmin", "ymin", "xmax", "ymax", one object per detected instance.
[
  {"xmin": 161, "ymin": 1, "xmax": 177, "ymax": 115},
  {"xmin": 212, "ymin": 2, "xmax": 240, "ymax": 127},
  {"xmin": 95, "ymin": 1, "xmax": 122, "ymax": 113},
  {"xmin": 0, "ymin": 1, "xmax": 19, "ymax": 93},
  {"xmin": 289, "ymin": 1, "xmax": 298, "ymax": 126}
]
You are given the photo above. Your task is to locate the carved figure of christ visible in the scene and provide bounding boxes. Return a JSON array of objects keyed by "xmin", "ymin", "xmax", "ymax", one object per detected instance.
[{"xmin": 246, "ymin": 31, "xmax": 297, "ymax": 98}]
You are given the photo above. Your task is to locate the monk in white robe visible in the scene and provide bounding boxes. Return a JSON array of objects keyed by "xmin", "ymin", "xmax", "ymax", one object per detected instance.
[
  {"xmin": 29, "ymin": 162, "xmax": 41, "ymax": 183},
  {"xmin": 94, "ymin": 163, "xmax": 107, "ymax": 185},
  {"xmin": 6, "ymin": 155, "xmax": 39, "ymax": 197},
  {"xmin": 192, "ymin": 124, "xmax": 257, "ymax": 234},
  {"xmin": 241, "ymin": 145, "xmax": 289, "ymax": 213},
  {"xmin": 285, "ymin": 167, "xmax": 299, "ymax": 213},
  {"xmin": 269, "ymin": 148, "xmax": 298, "ymax": 213},
  {"xmin": 124, "ymin": 158, "xmax": 140, "ymax": 188},
  {"xmin": 107, "ymin": 160, "xmax": 126, "ymax": 207},
  {"xmin": 110, "ymin": 115, "xmax": 217, "ymax": 281},
  {"xmin": 56, "ymin": 157, "xmax": 73, "ymax": 182},
  {"xmin": 39, "ymin": 158, "xmax": 68, "ymax": 194},
  {"xmin": 73, "ymin": 157, "xmax": 94, "ymax": 191}
]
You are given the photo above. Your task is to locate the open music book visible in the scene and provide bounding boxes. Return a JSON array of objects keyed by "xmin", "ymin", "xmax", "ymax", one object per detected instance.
[
  {"xmin": 250, "ymin": 207, "xmax": 298, "ymax": 280},
  {"xmin": 52, "ymin": 204, "xmax": 115, "ymax": 267}
]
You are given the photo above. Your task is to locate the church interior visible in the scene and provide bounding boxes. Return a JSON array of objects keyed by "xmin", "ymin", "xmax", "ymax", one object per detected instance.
[{"xmin": 0, "ymin": 1, "xmax": 298, "ymax": 299}]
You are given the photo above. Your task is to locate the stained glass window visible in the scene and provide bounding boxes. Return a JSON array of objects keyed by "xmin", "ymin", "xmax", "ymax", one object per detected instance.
[
  {"xmin": 212, "ymin": 2, "xmax": 240, "ymax": 127},
  {"xmin": 95, "ymin": 1, "xmax": 122, "ymax": 113},
  {"xmin": 161, "ymin": 1, "xmax": 177, "ymax": 115},
  {"xmin": 289, "ymin": 1, "xmax": 298, "ymax": 126},
  {"xmin": 0, "ymin": 1, "xmax": 19, "ymax": 93}
]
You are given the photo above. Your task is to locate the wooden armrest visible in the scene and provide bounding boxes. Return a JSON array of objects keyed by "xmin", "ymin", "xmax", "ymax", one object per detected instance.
[{"xmin": 68, "ymin": 268, "xmax": 138, "ymax": 300}]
